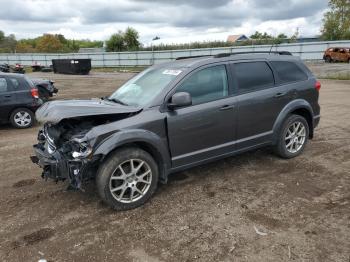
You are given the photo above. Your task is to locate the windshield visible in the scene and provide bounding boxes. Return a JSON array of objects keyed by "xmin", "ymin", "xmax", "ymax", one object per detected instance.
[{"xmin": 109, "ymin": 67, "xmax": 182, "ymax": 107}]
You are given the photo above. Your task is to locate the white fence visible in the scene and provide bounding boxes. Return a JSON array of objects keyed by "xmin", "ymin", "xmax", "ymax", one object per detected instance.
[{"xmin": 1, "ymin": 40, "xmax": 349, "ymax": 67}]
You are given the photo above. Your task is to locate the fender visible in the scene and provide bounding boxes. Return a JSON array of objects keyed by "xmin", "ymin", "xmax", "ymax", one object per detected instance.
[
  {"xmin": 93, "ymin": 129, "xmax": 171, "ymax": 182},
  {"xmin": 272, "ymin": 99, "xmax": 314, "ymax": 143}
]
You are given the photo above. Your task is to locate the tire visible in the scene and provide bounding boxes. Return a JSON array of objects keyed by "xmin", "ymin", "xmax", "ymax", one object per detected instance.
[
  {"xmin": 9, "ymin": 108, "xmax": 34, "ymax": 129},
  {"xmin": 274, "ymin": 114, "xmax": 309, "ymax": 159},
  {"xmin": 325, "ymin": 56, "xmax": 332, "ymax": 63},
  {"xmin": 96, "ymin": 147, "xmax": 159, "ymax": 210}
]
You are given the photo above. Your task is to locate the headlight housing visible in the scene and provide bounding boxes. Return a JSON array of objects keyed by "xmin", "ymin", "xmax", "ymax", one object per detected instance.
[{"xmin": 71, "ymin": 140, "xmax": 92, "ymax": 159}]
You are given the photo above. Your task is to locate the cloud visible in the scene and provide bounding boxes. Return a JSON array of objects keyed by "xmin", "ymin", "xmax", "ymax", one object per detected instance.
[{"xmin": 0, "ymin": 0, "xmax": 328, "ymax": 43}]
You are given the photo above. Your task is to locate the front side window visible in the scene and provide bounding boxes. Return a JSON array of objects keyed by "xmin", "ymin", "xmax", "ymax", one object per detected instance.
[
  {"xmin": 271, "ymin": 61, "xmax": 308, "ymax": 83},
  {"xmin": 176, "ymin": 65, "xmax": 228, "ymax": 105},
  {"xmin": 0, "ymin": 78, "xmax": 8, "ymax": 93},
  {"xmin": 233, "ymin": 62, "xmax": 274, "ymax": 93},
  {"xmin": 109, "ymin": 67, "xmax": 182, "ymax": 107}
]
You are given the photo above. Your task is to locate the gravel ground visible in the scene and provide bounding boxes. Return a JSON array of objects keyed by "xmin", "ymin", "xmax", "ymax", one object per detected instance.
[
  {"xmin": 306, "ymin": 61, "xmax": 350, "ymax": 79},
  {"xmin": 0, "ymin": 68, "xmax": 349, "ymax": 262}
]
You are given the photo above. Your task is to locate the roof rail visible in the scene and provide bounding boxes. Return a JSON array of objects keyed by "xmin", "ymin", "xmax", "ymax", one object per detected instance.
[
  {"xmin": 174, "ymin": 51, "xmax": 292, "ymax": 61},
  {"xmin": 214, "ymin": 51, "xmax": 292, "ymax": 58},
  {"xmin": 175, "ymin": 55, "xmax": 211, "ymax": 60}
]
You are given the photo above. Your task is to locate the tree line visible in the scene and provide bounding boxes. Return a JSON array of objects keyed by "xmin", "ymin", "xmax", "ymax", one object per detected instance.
[
  {"xmin": 0, "ymin": 0, "xmax": 348, "ymax": 53},
  {"xmin": 0, "ymin": 32, "xmax": 103, "ymax": 53}
]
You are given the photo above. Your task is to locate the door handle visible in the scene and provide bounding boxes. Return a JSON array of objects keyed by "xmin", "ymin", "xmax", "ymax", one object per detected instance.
[
  {"xmin": 219, "ymin": 105, "xmax": 234, "ymax": 111},
  {"xmin": 4, "ymin": 95, "xmax": 11, "ymax": 98},
  {"xmin": 274, "ymin": 92, "xmax": 286, "ymax": 98}
]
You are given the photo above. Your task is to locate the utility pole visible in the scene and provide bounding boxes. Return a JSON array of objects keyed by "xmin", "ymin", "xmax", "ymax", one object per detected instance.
[{"xmin": 151, "ymin": 36, "xmax": 160, "ymax": 65}]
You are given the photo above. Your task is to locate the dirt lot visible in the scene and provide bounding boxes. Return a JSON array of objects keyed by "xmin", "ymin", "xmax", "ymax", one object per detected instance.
[{"xmin": 0, "ymin": 70, "xmax": 349, "ymax": 262}]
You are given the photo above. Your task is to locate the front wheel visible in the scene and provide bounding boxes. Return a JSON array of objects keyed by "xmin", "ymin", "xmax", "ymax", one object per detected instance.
[
  {"xmin": 96, "ymin": 147, "xmax": 159, "ymax": 210},
  {"xmin": 274, "ymin": 115, "xmax": 309, "ymax": 159}
]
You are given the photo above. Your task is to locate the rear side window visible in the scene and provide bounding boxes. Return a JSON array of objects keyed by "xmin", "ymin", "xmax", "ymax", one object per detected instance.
[
  {"xmin": 0, "ymin": 78, "xmax": 8, "ymax": 92},
  {"xmin": 233, "ymin": 62, "xmax": 274, "ymax": 93},
  {"xmin": 176, "ymin": 65, "xmax": 228, "ymax": 105},
  {"xmin": 271, "ymin": 61, "xmax": 308, "ymax": 83}
]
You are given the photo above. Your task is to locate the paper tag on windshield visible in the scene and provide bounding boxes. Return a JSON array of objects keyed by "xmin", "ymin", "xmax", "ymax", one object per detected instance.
[{"xmin": 162, "ymin": 69, "xmax": 182, "ymax": 76}]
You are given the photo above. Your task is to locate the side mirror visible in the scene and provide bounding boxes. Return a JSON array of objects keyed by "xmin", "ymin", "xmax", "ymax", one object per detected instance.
[{"xmin": 168, "ymin": 92, "xmax": 192, "ymax": 110}]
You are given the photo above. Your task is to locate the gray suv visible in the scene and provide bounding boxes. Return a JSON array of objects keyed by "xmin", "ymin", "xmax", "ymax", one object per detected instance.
[{"xmin": 31, "ymin": 52, "xmax": 321, "ymax": 210}]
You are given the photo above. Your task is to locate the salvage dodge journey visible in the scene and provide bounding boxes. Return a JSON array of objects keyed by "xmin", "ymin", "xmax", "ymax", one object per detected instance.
[{"xmin": 31, "ymin": 52, "xmax": 321, "ymax": 210}]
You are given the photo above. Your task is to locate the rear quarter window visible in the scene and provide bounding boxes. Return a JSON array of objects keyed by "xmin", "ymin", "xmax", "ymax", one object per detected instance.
[{"xmin": 270, "ymin": 61, "xmax": 308, "ymax": 84}]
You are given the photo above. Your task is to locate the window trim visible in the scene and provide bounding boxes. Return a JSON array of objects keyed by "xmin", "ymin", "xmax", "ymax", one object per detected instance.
[
  {"xmin": 163, "ymin": 62, "xmax": 233, "ymax": 109},
  {"xmin": 229, "ymin": 60, "xmax": 276, "ymax": 95}
]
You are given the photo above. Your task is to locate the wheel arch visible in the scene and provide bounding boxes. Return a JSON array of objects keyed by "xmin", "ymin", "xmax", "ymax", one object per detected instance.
[
  {"xmin": 273, "ymin": 99, "xmax": 314, "ymax": 143},
  {"xmin": 93, "ymin": 129, "xmax": 171, "ymax": 183}
]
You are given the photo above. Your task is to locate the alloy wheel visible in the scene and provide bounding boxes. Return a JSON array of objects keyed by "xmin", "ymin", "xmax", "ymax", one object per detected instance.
[
  {"xmin": 285, "ymin": 121, "xmax": 306, "ymax": 154},
  {"xmin": 14, "ymin": 111, "xmax": 32, "ymax": 127},
  {"xmin": 109, "ymin": 159, "xmax": 152, "ymax": 203}
]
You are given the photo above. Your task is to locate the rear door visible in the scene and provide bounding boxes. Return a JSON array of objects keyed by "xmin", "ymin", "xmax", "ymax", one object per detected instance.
[
  {"xmin": 167, "ymin": 64, "xmax": 237, "ymax": 168},
  {"xmin": 9, "ymin": 76, "xmax": 32, "ymax": 106},
  {"xmin": 0, "ymin": 76, "xmax": 14, "ymax": 122},
  {"xmin": 332, "ymin": 48, "xmax": 340, "ymax": 61},
  {"xmin": 230, "ymin": 60, "xmax": 295, "ymax": 149}
]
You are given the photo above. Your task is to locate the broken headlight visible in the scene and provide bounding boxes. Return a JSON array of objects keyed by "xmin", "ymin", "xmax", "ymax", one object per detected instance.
[{"xmin": 71, "ymin": 140, "xmax": 92, "ymax": 159}]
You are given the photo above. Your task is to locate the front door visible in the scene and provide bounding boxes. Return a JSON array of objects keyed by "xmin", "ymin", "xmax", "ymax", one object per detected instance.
[{"xmin": 167, "ymin": 64, "xmax": 236, "ymax": 168}]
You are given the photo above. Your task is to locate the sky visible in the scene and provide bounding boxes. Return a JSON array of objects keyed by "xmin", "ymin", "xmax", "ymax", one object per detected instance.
[{"xmin": 0, "ymin": 0, "xmax": 329, "ymax": 46}]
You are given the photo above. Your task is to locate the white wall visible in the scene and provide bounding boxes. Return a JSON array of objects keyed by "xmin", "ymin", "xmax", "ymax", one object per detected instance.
[{"xmin": 0, "ymin": 40, "xmax": 349, "ymax": 67}]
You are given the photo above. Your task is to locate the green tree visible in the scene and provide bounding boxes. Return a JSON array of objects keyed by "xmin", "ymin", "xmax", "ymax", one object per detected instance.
[
  {"xmin": 277, "ymin": 33, "xmax": 288, "ymax": 39},
  {"xmin": 0, "ymin": 30, "xmax": 4, "ymax": 42},
  {"xmin": 36, "ymin": 34, "xmax": 63, "ymax": 52},
  {"xmin": 16, "ymin": 41, "xmax": 35, "ymax": 53},
  {"xmin": 124, "ymin": 27, "xmax": 140, "ymax": 50},
  {"xmin": 106, "ymin": 31, "xmax": 125, "ymax": 52},
  {"xmin": 322, "ymin": 0, "xmax": 350, "ymax": 40},
  {"xmin": 250, "ymin": 31, "xmax": 263, "ymax": 39}
]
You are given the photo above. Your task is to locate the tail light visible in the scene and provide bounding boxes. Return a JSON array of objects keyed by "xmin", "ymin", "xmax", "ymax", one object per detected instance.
[
  {"xmin": 314, "ymin": 80, "xmax": 321, "ymax": 91},
  {"xmin": 31, "ymin": 88, "xmax": 39, "ymax": 98}
]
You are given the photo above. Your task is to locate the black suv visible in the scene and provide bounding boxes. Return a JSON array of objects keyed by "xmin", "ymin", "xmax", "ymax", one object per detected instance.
[
  {"xmin": 0, "ymin": 73, "xmax": 43, "ymax": 128},
  {"xmin": 31, "ymin": 52, "xmax": 321, "ymax": 210}
]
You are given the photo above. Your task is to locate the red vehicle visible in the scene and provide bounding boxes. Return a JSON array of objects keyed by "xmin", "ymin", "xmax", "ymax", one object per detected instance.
[{"xmin": 323, "ymin": 47, "xmax": 350, "ymax": 63}]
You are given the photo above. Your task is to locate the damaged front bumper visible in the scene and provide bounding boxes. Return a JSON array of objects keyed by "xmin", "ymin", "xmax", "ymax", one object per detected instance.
[{"xmin": 31, "ymin": 142, "xmax": 96, "ymax": 189}]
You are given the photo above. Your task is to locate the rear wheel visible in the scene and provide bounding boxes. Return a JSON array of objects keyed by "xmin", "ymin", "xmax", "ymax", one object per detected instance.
[
  {"xmin": 325, "ymin": 56, "xmax": 332, "ymax": 63},
  {"xmin": 96, "ymin": 147, "xmax": 159, "ymax": 210},
  {"xmin": 10, "ymin": 108, "xmax": 34, "ymax": 129},
  {"xmin": 274, "ymin": 114, "xmax": 309, "ymax": 159}
]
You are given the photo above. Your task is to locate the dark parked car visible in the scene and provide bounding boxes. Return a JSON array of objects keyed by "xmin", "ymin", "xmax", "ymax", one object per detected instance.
[
  {"xmin": 0, "ymin": 63, "xmax": 10, "ymax": 73},
  {"xmin": 31, "ymin": 52, "xmax": 321, "ymax": 210},
  {"xmin": 0, "ymin": 73, "xmax": 43, "ymax": 128},
  {"xmin": 31, "ymin": 79, "xmax": 58, "ymax": 101}
]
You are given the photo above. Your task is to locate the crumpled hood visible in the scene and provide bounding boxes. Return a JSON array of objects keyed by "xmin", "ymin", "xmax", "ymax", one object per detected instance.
[{"xmin": 35, "ymin": 99, "xmax": 141, "ymax": 124}]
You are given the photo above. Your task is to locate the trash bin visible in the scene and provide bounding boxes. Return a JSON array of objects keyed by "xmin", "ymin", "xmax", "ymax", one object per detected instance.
[{"xmin": 52, "ymin": 59, "xmax": 91, "ymax": 75}]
